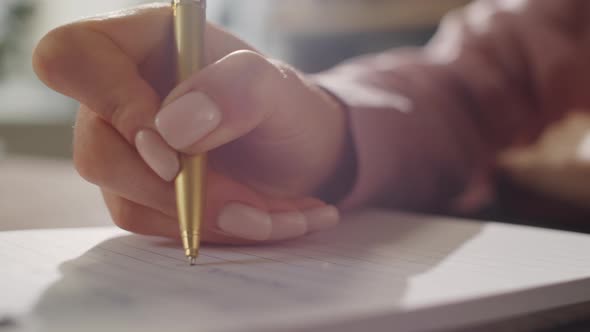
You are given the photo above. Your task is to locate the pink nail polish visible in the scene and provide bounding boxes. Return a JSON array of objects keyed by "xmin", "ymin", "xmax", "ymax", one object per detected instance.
[
  {"xmin": 135, "ymin": 130, "xmax": 180, "ymax": 182},
  {"xmin": 218, "ymin": 203, "xmax": 272, "ymax": 241},
  {"xmin": 304, "ymin": 206, "xmax": 340, "ymax": 232},
  {"xmin": 155, "ymin": 92, "xmax": 222, "ymax": 150},
  {"xmin": 269, "ymin": 212, "xmax": 308, "ymax": 241}
]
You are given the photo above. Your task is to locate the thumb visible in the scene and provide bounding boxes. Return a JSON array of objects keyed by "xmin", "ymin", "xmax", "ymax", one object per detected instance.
[{"xmin": 154, "ymin": 50, "xmax": 303, "ymax": 155}]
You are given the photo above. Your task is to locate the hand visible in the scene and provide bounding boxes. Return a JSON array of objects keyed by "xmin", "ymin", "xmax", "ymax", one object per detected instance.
[{"xmin": 33, "ymin": 4, "xmax": 352, "ymax": 244}]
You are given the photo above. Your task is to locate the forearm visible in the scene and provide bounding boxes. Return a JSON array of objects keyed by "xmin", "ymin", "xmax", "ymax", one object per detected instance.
[
  {"xmin": 314, "ymin": 50, "xmax": 490, "ymax": 213},
  {"xmin": 314, "ymin": 0, "xmax": 590, "ymax": 212}
]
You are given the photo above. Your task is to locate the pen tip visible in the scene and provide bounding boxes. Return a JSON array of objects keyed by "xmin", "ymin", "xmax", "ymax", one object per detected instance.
[{"xmin": 188, "ymin": 256, "xmax": 197, "ymax": 266}]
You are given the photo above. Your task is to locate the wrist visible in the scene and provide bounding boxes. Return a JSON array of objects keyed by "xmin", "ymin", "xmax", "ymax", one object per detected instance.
[{"xmin": 311, "ymin": 84, "xmax": 358, "ymax": 205}]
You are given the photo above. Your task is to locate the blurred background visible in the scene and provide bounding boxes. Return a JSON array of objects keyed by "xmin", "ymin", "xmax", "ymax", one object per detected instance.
[
  {"xmin": 3, "ymin": 0, "xmax": 590, "ymax": 227},
  {"xmin": 0, "ymin": 0, "xmax": 470, "ymax": 159}
]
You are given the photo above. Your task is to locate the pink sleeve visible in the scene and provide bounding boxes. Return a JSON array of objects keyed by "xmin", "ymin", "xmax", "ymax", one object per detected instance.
[{"xmin": 313, "ymin": 0, "xmax": 590, "ymax": 213}]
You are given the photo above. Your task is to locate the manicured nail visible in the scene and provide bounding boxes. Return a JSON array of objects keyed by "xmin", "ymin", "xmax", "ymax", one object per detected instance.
[
  {"xmin": 135, "ymin": 129, "xmax": 180, "ymax": 182},
  {"xmin": 303, "ymin": 206, "xmax": 340, "ymax": 232},
  {"xmin": 155, "ymin": 91, "xmax": 222, "ymax": 150},
  {"xmin": 269, "ymin": 212, "xmax": 308, "ymax": 241},
  {"xmin": 578, "ymin": 133, "xmax": 590, "ymax": 161},
  {"xmin": 218, "ymin": 203, "xmax": 272, "ymax": 241}
]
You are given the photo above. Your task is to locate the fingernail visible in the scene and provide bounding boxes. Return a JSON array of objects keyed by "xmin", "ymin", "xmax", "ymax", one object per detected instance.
[
  {"xmin": 135, "ymin": 129, "xmax": 180, "ymax": 182},
  {"xmin": 303, "ymin": 206, "xmax": 340, "ymax": 232},
  {"xmin": 155, "ymin": 91, "xmax": 222, "ymax": 150},
  {"xmin": 269, "ymin": 212, "xmax": 308, "ymax": 241},
  {"xmin": 218, "ymin": 203, "xmax": 272, "ymax": 241}
]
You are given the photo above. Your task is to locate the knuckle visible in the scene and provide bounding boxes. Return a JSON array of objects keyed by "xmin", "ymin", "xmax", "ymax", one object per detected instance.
[
  {"xmin": 227, "ymin": 50, "xmax": 286, "ymax": 84},
  {"xmin": 226, "ymin": 50, "xmax": 268, "ymax": 68},
  {"xmin": 224, "ymin": 51, "xmax": 296, "ymax": 106}
]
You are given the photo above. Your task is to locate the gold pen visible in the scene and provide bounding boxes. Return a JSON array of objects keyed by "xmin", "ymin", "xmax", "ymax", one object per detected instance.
[{"xmin": 172, "ymin": 0, "xmax": 207, "ymax": 266}]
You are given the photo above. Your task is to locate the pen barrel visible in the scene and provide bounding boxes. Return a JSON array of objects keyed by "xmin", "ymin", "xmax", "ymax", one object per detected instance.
[
  {"xmin": 173, "ymin": 0, "xmax": 206, "ymax": 79},
  {"xmin": 176, "ymin": 155, "xmax": 207, "ymax": 257},
  {"xmin": 172, "ymin": 0, "xmax": 207, "ymax": 258}
]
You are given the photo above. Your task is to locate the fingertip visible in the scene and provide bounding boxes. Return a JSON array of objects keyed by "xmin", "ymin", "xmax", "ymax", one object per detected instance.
[
  {"xmin": 303, "ymin": 205, "xmax": 341, "ymax": 233},
  {"xmin": 135, "ymin": 129, "xmax": 180, "ymax": 182},
  {"xmin": 155, "ymin": 91, "xmax": 223, "ymax": 151},
  {"xmin": 269, "ymin": 211, "xmax": 308, "ymax": 241},
  {"xmin": 216, "ymin": 203, "xmax": 273, "ymax": 241},
  {"xmin": 156, "ymin": 50, "xmax": 290, "ymax": 155},
  {"xmin": 209, "ymin": 205, "xmax": 310, "ymax": 243}
]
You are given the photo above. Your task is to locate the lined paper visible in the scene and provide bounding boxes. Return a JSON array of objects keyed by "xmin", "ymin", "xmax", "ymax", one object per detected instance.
[{"xmin": 2, "ymin": 211, "xmax": 590, "ymax": 332}]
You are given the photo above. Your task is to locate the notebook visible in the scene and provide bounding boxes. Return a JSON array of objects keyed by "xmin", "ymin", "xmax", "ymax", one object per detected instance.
[{"xmin": 2, "ymin": 210, "xmax": 590, "ymax": 332}]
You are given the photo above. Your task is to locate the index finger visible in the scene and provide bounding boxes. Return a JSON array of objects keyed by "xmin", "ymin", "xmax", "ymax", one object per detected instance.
[{"xmin": 33, "ymin": 3, "xmax": 254, "ymax": 144}]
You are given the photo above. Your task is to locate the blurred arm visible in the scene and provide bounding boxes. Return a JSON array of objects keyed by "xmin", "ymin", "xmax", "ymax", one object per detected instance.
[{"xmin": 314, "ymin": 0, "xmax": 590, "ymax": 213}]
